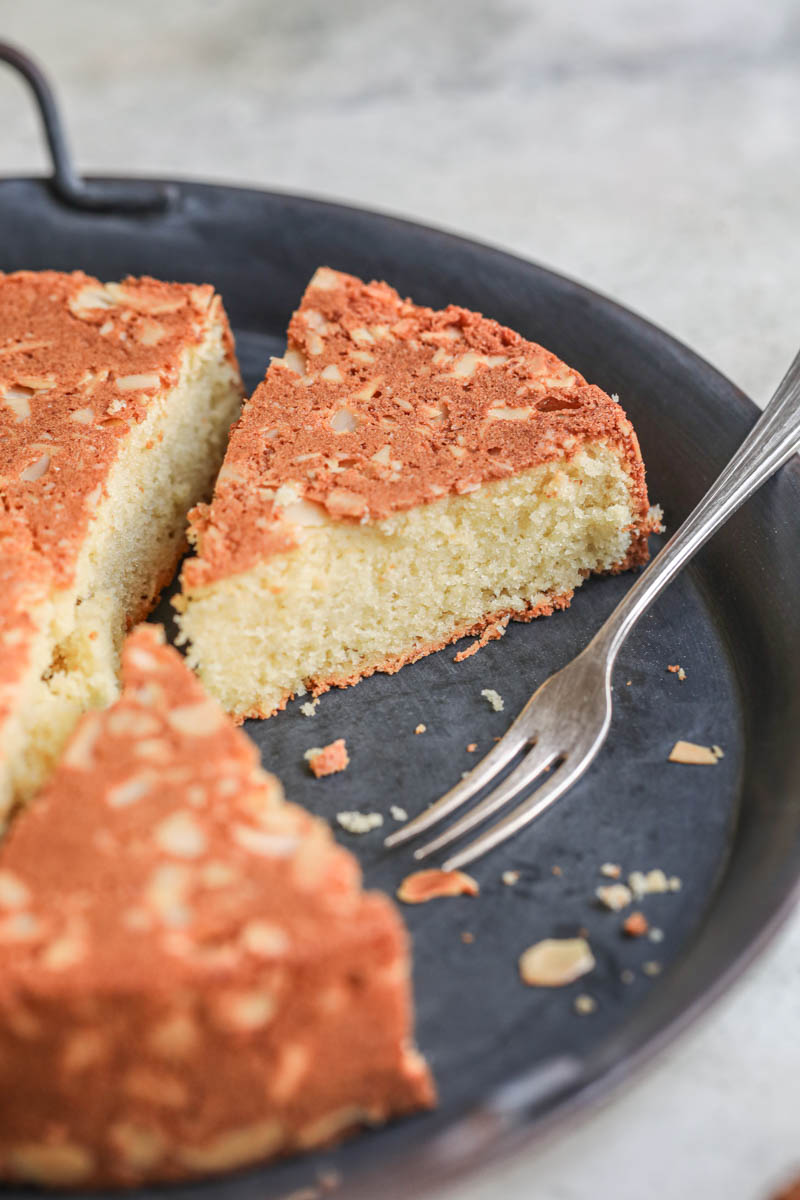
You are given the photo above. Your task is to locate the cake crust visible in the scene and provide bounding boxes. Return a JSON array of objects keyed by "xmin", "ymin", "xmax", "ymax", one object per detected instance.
[
  {"xmin": 1, "ymin": 270, "xmax": 237, "ymax": 586},
  {"xmin": 184, "ymin": 267, "xmax": 650, "ymax": 588},
  {"xmin": 0, "ymin": 270, "xmax": 243, "ymax": 813},
  {"xmin": 0, "ymin": 627, "xmax": 433, "ymax": 1187}
]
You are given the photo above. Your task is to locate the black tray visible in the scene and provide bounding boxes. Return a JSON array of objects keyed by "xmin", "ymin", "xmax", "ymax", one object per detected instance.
[{"xmin": 1, "ymin": 42, "xmax": 800, "ymax": 1200}]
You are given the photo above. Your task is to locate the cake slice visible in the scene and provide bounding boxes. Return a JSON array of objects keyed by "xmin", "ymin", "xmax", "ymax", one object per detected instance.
[
  {"xmin": 0, "ymin": 625, "xmax": 433, "ymax": 1188},
  {"xmin": 0, "ymin": 271, "xmax": 243, "ymax": 815},
  {"xmin": 177, "ymin": 267, "xmax": 655, "ymax": 720}
]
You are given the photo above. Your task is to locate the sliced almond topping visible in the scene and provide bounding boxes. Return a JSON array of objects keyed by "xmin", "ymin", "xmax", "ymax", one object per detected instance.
[
  {"xmin": 519, "ymin": 937, "xmax": 595, "ymax": 987},
  {"xmin": 19, "ymin": 453, "xmax": 50, "ymax": 482},
  {"xmin": 280, "ymin": 348, "xmax": 307, "ymax": 376},
  {"xmin": 69, "ymin": 406, "xmax": 95, "ymax": 425},
  {"xmin": 107, "ymin": 772, "xmax": 157, "ymax": 809},
  {"xmin": 8, "ymin": 1142, "xmax": 94, "ymax": 1186},
  {"xmin": 138, "ymin": 319, "xmax": 165, "ymax": 346},
  {"xmin": 329, "ymin": 408, "xmax": 360, "ymax": 433},
  {"xmin": 166, "ymin": 701, "xmax": 224, "ymax": 737},
  {"xmin": 115, "ymin": 372, "xmax": 161, "ymax": 391},
  {"xmin": 177, "ymin": 1120, "xmax": 284, "ymax": 1173},
  {"xmin": 397, "ymin": 868, "xmax": 479, "ymax": 904},
  {"xmin": 0, "ymin": 870, "xmax": 30, "ymax": 910},
  {"xmin": 241, "ymin": 919, "xmax": 290, "ymax": 958},
  {"xmin": 154, "ymin": 811, "xmax": 207, "ymax": 859}
]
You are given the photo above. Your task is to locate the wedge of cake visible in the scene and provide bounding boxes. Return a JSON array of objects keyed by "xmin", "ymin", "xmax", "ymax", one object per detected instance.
[
  {"xmin": 0, "ymin": 624, "xmax": 433, "ymax": 1187},
  {"xmin": 0, "ymin": 271, "xmax": 243, "ymax": 815},
  {"xmin": 177, "ymin": 267, "xmax": 655, "ymax": 720}
]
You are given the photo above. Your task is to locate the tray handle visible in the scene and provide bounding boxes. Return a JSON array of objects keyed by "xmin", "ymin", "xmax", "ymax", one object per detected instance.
[{"xmin": 0, "ymin": 42, "xmax": 173, "ymax": 214}]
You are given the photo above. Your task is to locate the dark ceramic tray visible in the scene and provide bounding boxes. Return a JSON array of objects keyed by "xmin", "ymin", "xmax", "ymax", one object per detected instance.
[{"xmin": 1, "ymin": 42, "xmax": 800, "ymax": 1200}]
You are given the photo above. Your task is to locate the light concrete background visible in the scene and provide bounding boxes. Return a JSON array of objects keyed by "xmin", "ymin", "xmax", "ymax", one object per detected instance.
[{"xmin": 1, "ymin": 2, "xmax": 799, "ymax": 1197}]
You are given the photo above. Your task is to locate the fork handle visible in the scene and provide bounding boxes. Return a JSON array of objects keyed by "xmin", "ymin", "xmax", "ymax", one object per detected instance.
[{"xmin": 594, "ymin": 346, "xmax": 800, "ymax": 667}]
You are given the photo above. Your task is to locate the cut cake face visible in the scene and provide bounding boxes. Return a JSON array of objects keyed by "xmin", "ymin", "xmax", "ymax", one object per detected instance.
[
  {"xmin": 0, "ymin": 625, "xmax": 433, "ymax": 1188},
  {"xmin": 178, "ymin": 267, "xmax": 654, "ymax": 720},
  {"xmin": 0, "ymin": 271, "xmax": 243, "ymax": 813}
]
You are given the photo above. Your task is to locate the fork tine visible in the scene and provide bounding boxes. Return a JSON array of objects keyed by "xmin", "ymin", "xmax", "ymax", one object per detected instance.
[
  {"xmin": 413, "ymin": 740, "xmax": 561, "ymax": 860},
  {"xmin": 441, "ymin": 751, "xmax": 593, "ymax": 871},
  {"xmin": 383, "ymin": 718, "xmax": 531, "ymax": 849}
]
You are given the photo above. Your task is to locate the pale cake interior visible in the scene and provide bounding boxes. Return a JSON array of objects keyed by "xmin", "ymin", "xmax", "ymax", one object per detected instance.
[
  {"xmin": 2, "ymin": 325, "xmax": 241, "ymax": 814},
  {"xmin": 179, "ymin": 443, "xmax": 638, "ymax": 720}
]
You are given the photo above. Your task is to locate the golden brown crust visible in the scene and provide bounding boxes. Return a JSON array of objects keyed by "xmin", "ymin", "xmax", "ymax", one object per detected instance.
[
  {"xmin": 0, "ymin": 626, "xmax": 433, "ymax": 1186},
  {"xmin": 182, "ymin": 267, "xmax": 651, "ymax": 588}
]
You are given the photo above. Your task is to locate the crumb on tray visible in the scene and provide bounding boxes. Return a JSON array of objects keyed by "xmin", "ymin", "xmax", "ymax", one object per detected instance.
[
  {"xmin": 480, "ymin": 688, "xmax": 504, "ymax": 712},
  {"xmin": 335, "ymin": 810, "xmax": 383, "ymax": 834},
  {"xmin": 305, "ymin": 738, "xmax": 349, "ymax": 777}
]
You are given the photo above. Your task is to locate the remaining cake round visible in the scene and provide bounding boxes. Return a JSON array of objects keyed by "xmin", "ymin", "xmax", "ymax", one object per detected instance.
[
  {"xmin": 177, "ymin": 267, "xmax": 656, "ymax": 721},
  {"xmin": 0, "ymin": 626, "xmax": 433, "ymax": 1188},
  {"xmin": 0, "ymin": 271, "xmax": 243, "ymax": 817}
]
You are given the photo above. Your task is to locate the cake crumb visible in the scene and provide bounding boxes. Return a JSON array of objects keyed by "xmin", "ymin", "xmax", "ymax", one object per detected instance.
[
  {"xmin": 461, "ymin": 931, "xmax": 475, "ymax": 944},
  {"xmin": 502, "ymin": 870, "xmax": 520, "ymax": 886},
  {"xmin": 390, "ymin": 805, "xmax": 408, "ymax": 822},
  {"xmin": 667, "ymin": 664, "xmax": 687, "ymax": 681},
  {"xmin": 552, "ymin": 864, "xmax": 562, "ymax": 876},
  {"xmin": 414, "ymin": 723, "xmax": 427, "ymax": 735},
  {"xmin": 629, "ymin": 868, "xmax": 671, "ymax": 898},
  {"xmin": 397, "ymin": 868, "xmax": 479, "ymax": 904},
  {"xmin": 600, "ymin": 862, "xmax": 622, "ymax": 878},
  {"xmin": 466, "ymin": 742, "xmax": 477, "ymax": 753},
  {"xmin": 574, "ymin": 993, "xmax": 596, "ymax": 1015},
  {"xmin": 305, "ymin": 738, "xmax": 349, "ymax": 777},
  {"xmin": 620, "ymin": 968, "xmax": 636, "ymax": 985},
  {"xmin": 596, "ymin": 883, "xmax": 633, "ymax": 911},
  {"xmin": 299, "ymin": 698, "xmax": 319, "ymax": 716},
  {"xmin": 519, "ymin": 937, "xmax": 595, "ymax": 987},
  {"xmin": 481, "ymin": 688, "xmax": 504, "ymax": 712},
  {"xmin": 626, "ymin": 680, "xmax": 632, "ymax": 686},
  {"xmin": 649, "ymin": 927, "xmax": 664, "ymax": 943},
  {"xmin": 668, "ymin": 740, "xmax": 719, "ymax": 765},
  {"xmin": 622, "ymin": 911, "xmax": 649, "ymax": 937},
  {"xmin": 642, "ymin": 960, "xmax": 662, "ymax": 977},
  {"xmin": 336, "ymin": 810, "xmax": 383, "ymax": 834}
]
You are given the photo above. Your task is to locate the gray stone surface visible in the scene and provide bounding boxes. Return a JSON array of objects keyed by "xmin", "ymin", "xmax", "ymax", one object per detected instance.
[{"xmin": 1, "ymin": 2, "xmax": 799, "ymax": 1197}]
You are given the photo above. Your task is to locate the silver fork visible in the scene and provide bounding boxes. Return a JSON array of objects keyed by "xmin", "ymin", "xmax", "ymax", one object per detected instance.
[{"xmin": 385, "ymin": 347, "xmax": 800, "ymax": 871}]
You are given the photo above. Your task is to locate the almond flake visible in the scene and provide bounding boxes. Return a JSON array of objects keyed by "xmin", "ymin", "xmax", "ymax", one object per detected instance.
[
  {"xmin": 396, "ymin": 868, "xmax": 479, "ymax": 903},
  {"xmin": 668, "ymin": 740, "xmax": 718, "ymax": 765},
  {"xmin": 519, "ymin": 937, "xmax": 595, "ymax": 987}
]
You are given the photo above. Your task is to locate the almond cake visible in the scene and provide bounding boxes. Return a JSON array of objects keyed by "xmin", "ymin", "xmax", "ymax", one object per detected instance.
[
  {"xmin": 177, "ymin": 267, "xmax": 655, "ymax": 720},
  {"xmin": 0, "ymin": 271, "xmax": 243, "ymax": 816},
  {"xmin": 0, "ymin": 625, "xmax": 433, "ymax": 1187}
]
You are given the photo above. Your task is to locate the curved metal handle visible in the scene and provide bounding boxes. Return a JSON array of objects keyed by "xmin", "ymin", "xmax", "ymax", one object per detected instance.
[
  {"xmin": 595, "ymin": 347, "xmax": 800, "ymax": 666},
  {"xmin": 0, "ymin": 41, "xmax": 173, "ymax": 213}
]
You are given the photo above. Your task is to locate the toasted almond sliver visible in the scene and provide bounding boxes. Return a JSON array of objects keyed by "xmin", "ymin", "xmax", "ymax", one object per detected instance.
[
  {"xmin": 668, "ymin": 740, "xmax": 718, "ymax": 765},
  {"xmin": 397, "ymin": 869, "xmax": 479, "ymax": 904},
  {"xmin": 519, "ymin": 937, "xmax": 595, "ymax": 987}
]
